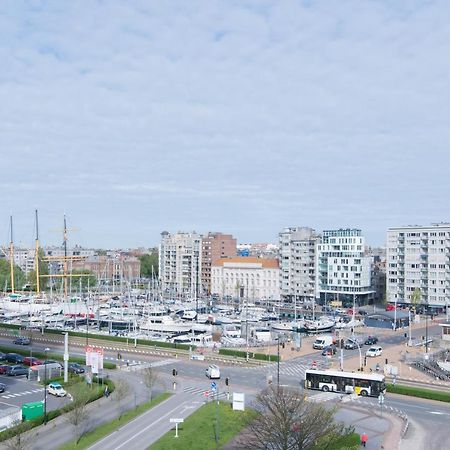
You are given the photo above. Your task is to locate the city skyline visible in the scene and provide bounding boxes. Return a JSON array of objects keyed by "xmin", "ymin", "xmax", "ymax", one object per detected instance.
[{"xmin": 2, "ymin": 1, "xmax": 450, "ymax": 248}]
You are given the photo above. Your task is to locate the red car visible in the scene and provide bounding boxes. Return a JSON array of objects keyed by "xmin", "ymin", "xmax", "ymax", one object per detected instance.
[
  {"xmin": 386, "ymin": 304, "xmax": 396, "ymax": 311},
  {"xmin": 0, "ymin": 365, "xmax": 9, "ymax": 374},
  {"xmin": 23, "ymin": 357, "xmax": 43, "ymax": 367}
]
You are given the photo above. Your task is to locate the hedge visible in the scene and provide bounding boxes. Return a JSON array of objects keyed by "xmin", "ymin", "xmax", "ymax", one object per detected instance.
[
  {"xmin": 0, "ymin": 324, "xmax": 193, "ymax": 351},
  {"xmin": 387, "ymin": 383, "xmax": 450, "ymax": 403},
  {"xmin": 219, "ymin": 348, "xmax": 279, "ymax": 362},
  {"xmin": 0, "ymin": 345, "xmax": 116, "ymax": 370}
]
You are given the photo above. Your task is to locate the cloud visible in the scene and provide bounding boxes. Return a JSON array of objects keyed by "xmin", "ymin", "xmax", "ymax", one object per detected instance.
[{"xmin": 0, "ymin": 0, "xmax": 449, "ymax": 247}]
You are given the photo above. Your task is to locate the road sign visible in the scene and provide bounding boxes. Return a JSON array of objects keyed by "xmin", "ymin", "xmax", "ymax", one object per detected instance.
[
  {"xmin": 170, "ymin": 418, "xmax": 184, "ymax": 423},
  {"xmin": 378, "ymin": 393, "xmax": 385, "ymax": 405},
  {"xmin": 211, "ymin": 382, "xmax": 217, "ymax": 392}
]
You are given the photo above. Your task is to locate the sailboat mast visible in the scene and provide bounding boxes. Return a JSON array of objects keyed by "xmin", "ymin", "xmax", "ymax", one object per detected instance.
[
  {"xmin": 9, "ymin": 216, "xmax": 14, "ymax": 294},
  {"xmin": 35, "ymin": 209, "xmax": 40, "ymax": 295},
  {"xmin": 63, "ymin": 215, "xmax": 68, "ymax": 298}
]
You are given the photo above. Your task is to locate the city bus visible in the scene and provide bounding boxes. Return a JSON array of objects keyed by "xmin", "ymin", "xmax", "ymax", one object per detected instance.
[{"xmin": 304, "ymin": 369, "xmax": 386, "ymax": 397}]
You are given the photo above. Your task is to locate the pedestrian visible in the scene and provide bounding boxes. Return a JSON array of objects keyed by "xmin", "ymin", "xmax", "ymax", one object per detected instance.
[
  {"xmin": 361, "ymin": 432, "xmax": 368, "ymax": 447},
  {"xmin": 104, "ymin": 385, "xmax": 109, "ymax": 397}
]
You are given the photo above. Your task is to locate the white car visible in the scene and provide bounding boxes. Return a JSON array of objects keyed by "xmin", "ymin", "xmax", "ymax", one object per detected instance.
[
  {"xmin": 48, "ymin": 382, "xmax": 67, "ymax": 397},
  {"xmin": 205, "ymin": 364, "xmax": 221, "ymax": 379},
  {"xmin": 365, "ymin": 346, "xmax": 383, "ymax": 357}
]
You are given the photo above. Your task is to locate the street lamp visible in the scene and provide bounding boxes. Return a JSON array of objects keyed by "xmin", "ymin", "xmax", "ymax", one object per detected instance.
[{"xmin": 44, "ymin": 347, "xmax": 50, "ymax": 425}]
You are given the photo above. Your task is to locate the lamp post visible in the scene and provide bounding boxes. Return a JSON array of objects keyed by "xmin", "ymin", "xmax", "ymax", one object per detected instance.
[
  {"xmin": 44, "ymin": 347, "xmax": 49, "ymax": 425},
  {"xmin": 425, "ymin": 311, "xmax": 429, "ymax": 354},
  {"xmin": 277, "ymin": 334, "xmax": 280, "ymax": 389}
]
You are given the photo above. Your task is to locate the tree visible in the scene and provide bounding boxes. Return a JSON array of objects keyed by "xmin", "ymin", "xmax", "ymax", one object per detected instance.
[
  {"xmin": 0, "ymin": 259, "xmax": 26, "ymax": 293},
  {"xmin": 66, "ymin": 387, "xmax": 91, "ymax": 442},
  {"xmin": 141, "ymin": 366, "xmax": 159, "ymax": 401},
  {"xmin": 3, "ymin": 420, "xmax": 32, "ymax": 450},
  {"xmin": 139, "ymin": 251, "xmax": 159, "ymax": 278},
  {"xmin": 114, "ymin": 379, "xmax": 130, "ymax": 419},
  {"xmin": 70, "ymin": 269, "xmax": 97, "ymax": 289},
  {"xmin": 411, "ymin": 288, "xmax": 422, "ymax": 311},
  {"xmin": 241, "ymin": 386, "xmax": 353, "ymax": 450}
]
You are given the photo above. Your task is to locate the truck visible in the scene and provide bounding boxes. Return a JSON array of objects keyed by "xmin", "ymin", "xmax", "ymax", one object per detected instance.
[{"xmin": 313, "ymin": 335, "xmax": 334, "ymax": 350}]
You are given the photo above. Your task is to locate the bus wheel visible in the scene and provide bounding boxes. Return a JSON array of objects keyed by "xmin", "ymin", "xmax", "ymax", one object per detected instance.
[
  {"xmin": 322, "ymin": 385, "xmax": 329, "ymax": 392},
  {"xmin": 360, "ymin": 390, "xmax": 368, "ymax": 397}
]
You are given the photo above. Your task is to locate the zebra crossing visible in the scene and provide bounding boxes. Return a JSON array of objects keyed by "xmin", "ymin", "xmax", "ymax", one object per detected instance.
[
  {"xmin": 252, "ymin": 358, "xmax": 331, "ymax": 379},
  {"xmin": 182, "ymin": 385, "xmax": 229, "ymax": 400},
  {"xmin": 1, "ymin": 388, "xmax": 44, "ymax": 399}
]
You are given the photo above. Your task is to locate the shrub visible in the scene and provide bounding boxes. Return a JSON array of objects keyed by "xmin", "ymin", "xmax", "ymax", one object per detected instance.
[
  {"xmin": 387, "ymin": 383, "xmax": 450, "ymax": 402},
  {"xmin": 219, "ymin": 348, "xmax": 279, "ymax": 362}
]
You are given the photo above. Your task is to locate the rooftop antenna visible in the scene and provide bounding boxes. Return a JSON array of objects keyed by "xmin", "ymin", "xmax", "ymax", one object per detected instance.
[{"xmin": 9, "ymin": 215, "xmax": 14, "ymax": 294}]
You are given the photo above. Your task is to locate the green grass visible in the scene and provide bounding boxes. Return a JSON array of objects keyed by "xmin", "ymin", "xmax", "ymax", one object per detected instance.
[
  {"xmin": 386, "ymin": 383, "xmax": 450, "ymax": 402},
  {"xmin": 313, "ymin": 432, "xmax": 360, "ymax": 450},
  {"xmin": 148, "ymin": 401, "xmax": 258, "ymax": 450},
  {"xmin": 218, "ymin": 348, "xmax": 279, "ymax": 362},
  {"xmin": 59, "ymin": 392, "xmax": 171, "ymax": 449}
]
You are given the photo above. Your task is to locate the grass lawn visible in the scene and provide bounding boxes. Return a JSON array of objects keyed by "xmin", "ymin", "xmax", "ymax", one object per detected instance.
[
  {"xmin": 313, "ymin": 432, "xmax": 360, "ymax": 450},
  {"xmin": 148, "ymin": 401, "xmax": 258, "ymax": 450},
  {"xmin": 59, "ymin": 392, "xmax": 171, "ymax": 449}
]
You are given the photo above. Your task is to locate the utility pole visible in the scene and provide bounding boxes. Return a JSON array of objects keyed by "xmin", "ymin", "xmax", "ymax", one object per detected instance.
[{"xmin": 9, "ymin": 216, "xmax": 14, "ymax": 294}]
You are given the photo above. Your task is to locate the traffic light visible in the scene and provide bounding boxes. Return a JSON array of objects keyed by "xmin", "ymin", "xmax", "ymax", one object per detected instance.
[
  {"xmin": 225, "ymin": 377, "xmax": 229, "ymax": 386},
  {"xmin": 172, "ymin": 368, "xmax": 177, "ymax": 377}
]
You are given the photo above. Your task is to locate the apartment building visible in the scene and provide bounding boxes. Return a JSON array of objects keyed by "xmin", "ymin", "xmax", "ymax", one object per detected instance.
[
  {"xmin": 211, "ymin": 257, "xmax": 280, "ymax": 301},
  {"xmin": 279, "ymin": 227, "xmax": 319, "ymax": 302},
  {"xmin": 386, "ymin": 224, "xmax": 450, "ymax": 307},
  {"xmin": 316, "ymin": 229, "xmax": 374, "ymax": 305},
  {"xmin": 201, "ymin": 232, "xmax": 237, "ymax": 294},
  {"xmin": 159, "ymin": 231, "xmax": 202, "ymax": 298}
]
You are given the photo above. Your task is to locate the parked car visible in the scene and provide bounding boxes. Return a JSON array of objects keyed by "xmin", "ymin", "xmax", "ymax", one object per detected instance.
[
  {"xmin": 68, "ymin": 363, "xmax": 85, "ymax": 374},
  {"xmin": 205, "ymin": 364, "xmax": 221, "ymax": 379},
  {"xmin": 23, "ymin": 357, "xmax": 43, "ymax": 366},
  {"xmin": 6, "ymin": 353, "xmax": 24, "ymax": 364},
  {"xmin": 321, "ymin": 344, "xmax": 337, "ymax": 356},
  {"xmin": 13, "ymin": 336, "xmax": 31, "ymax": 345},
  {"xmin": 358, "ymin": 310, "xmax": 368, "ymax": 316},
  {"xmin": 43, "ymin": 360, "xmax": 63, "ymax": 369},
  {"xmin": 48, "ymin": 382, "xmax": 67, "ymax": 397},
  {"xmin": 344, "ymin": 339, "xmax": 359, "ymax": 350},
  {"xmin": 0, "ymin": 383, "xmax": 6, "ymax": 393},
  {"xmin": 6, "ymin": 365, "xmax": 29, "ymax": 377},
  {"xmin": 0, "ymin": 365, "xmax": 10, "ymax": 374},
  {"xmin": 366, "ymin": 346, "xmax": 383, "ymax": 357},
  {"xmin": 364, "ymin": 336, "xmax": 379, "ymax": 345},
  {"xmin": 0, "ymin": 352, "xmax": 6, "ymax": 361}
]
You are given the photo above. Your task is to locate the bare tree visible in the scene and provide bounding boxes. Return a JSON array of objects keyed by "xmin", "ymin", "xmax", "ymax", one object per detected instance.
[
  {"xmin": 3, "ymin": 420, "xmax": 32, "ymax": 450},
  {"xmin": 141, "ymin": 366, "xmax": 159, "ymax": 401},
  {"xmin": 240, "ymin": 386, "xmax": 353, "ymax": 450},
  {"xmin": 114, "ymin": 379, "xmax": 130, "ymax": 419},
  {"xmin": 66, "ymin": 387, "xmax": 91, "ymax": 443}
]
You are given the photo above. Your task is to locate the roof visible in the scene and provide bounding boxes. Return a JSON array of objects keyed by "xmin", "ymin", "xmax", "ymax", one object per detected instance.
[
  {"xmin": 214, "ymin": 256, "xmax": 279, "ymax": 268},
  {"xmin": 367, "ymin": 311, "xmax": 410, "ymax": 320}
]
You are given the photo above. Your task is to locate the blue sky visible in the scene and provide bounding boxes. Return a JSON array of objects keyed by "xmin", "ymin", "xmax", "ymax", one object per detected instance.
[{"xmin": 1, "ymin": 0, "xmax": 449, "ymax": 249}]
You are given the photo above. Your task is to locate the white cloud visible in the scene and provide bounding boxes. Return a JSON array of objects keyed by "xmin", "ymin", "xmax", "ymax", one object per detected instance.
[{"xmin": 0, "ymin": 0, "xmax": 449, "ymax": 247}]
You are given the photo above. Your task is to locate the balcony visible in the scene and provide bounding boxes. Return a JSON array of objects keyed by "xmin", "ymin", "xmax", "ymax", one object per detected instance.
[{"xmin": 420, "ymin": 254, "xmax": 428, "ymax": 260}]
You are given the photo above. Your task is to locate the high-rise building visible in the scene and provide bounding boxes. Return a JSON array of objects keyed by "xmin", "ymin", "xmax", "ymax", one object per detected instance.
[
  {"xmin": 159, "ymin": 231, "xmax": 202, "ymax": 298},
  {"xmin": 201, "ymin": 232, "xmax": 236, "ymax": 294},
  {"xmin": 386, "ymin": 224, "xmax": 450, "ymax": 307},
  {"xmin": 316, "ymin": 229, "xmax": 374, "ymax": 305},
  {"xmin": 279, "ymin": 227, "xmax": 319, "ymax": 302}
]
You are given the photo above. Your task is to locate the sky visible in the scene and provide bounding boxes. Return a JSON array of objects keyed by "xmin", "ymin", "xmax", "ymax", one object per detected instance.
[{"xmin": 1, "ymin": 0, "xmax": 450, "ymax": 250}]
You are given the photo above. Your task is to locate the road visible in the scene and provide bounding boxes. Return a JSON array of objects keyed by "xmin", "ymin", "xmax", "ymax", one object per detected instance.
[{"xmin": 0, "ymin": 325, "xmax": 448, "ymax": 449}]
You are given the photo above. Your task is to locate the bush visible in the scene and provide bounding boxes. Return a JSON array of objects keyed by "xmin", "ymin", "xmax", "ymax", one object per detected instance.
[
  {"xmin": 386, "ymin": 383, "xmax": 450, "ymax": 402},
  {"xmin": 218, "ymin": 348, "xmax": 279, "ymax": 362}
]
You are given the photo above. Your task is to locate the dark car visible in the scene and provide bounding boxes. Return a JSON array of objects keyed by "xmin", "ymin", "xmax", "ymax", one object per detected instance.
[
  {"xmin": 0, "ymin": 352, "xmax": 6, "ymax": 361},
  {"xmin": 68, "ymin": 363, "xmax": 85, "ymax": 374},
  {"xmin": 0, "ymin": 365, "xmax": 9, "ymax": 374},
  {"xmin": 23, "ymin": 357, "xmax": 43, "ymax": 367},
  {"xmin": 13, "ymin": 336, "xmax": 31, "ymax": 345},
  {"xmin": 6, "ymin": 353, "xmax": 24, "ymax": 364},
  {"xmin": 321, "ymin": 344, "xmax": 337, "ymax": 356},
  {"xmin": 6, "ymin": 365, "xmax": 28, "ymax": 377},
  {"xmin": 0, "ymin": 383, "xmax": 6, "ymax": 393},
  {"xmin": 344, "ymin": 339, "xmax": 359, "ymax": 350},
  {"xmin": 364, "ymin": 336, "xmax": 379, "ymax": 345}
]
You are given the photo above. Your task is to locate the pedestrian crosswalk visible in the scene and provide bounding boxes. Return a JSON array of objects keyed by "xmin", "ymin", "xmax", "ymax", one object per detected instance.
[
  {"xmin": 1, "ymin": 388, "xmax": 44, "ymax": 399},
  {"xmin": 306, "ymin": 391, "xmax": 339, "ymax": 403},
  {"xmin": 250, "ymin": 358, "xmax": 331, "ymax": 379},
  {"xmin": 182, "ymin": 385, "xmax": 229, "ymax": 400}
]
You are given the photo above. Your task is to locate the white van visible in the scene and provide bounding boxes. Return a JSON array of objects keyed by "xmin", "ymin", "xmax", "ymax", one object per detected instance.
[
  {"xmin": 313, "ymin": 335, "xmax": 334, "ymax": 350},
  {"xmin": 205, "ymin": 364, "xmax": 221, "ymax": 379}
]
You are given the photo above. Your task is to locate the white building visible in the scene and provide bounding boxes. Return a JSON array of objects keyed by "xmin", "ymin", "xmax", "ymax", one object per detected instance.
[
  {"xmin": 279, "ymin": 227, "xmax": 319, "ymax": 302},
  {"xmin": 211, "ymin": 257, "xmax": 280, "ymax": 301},
  {"xmin": 159, "ymin": 231, "xmax": 202, "ymax": 298},
  {"xmin": 316, "ymin": 229, "xmax": 374, "ymax": 304},
  {"xmin": 387, "ymin": 224, "xmax": 450, "ymax": 307}
]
